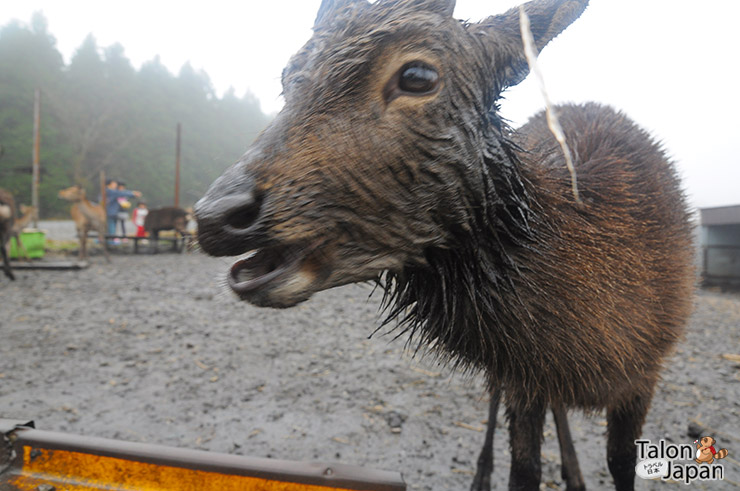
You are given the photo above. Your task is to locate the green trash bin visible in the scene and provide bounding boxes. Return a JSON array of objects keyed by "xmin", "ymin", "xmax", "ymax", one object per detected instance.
[{"xmin": 9, "ymin": 229, "xmax": 46, "ymax": 259}]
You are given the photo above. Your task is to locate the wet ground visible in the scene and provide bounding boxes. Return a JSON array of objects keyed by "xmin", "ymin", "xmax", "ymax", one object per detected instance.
[{"xmin": 1, "ymin": 225, "xmax": 739, "ymax": 489}]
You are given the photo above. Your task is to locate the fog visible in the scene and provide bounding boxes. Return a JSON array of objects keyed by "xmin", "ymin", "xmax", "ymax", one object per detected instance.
[{"xmin": 3, "ymin": 0, "xmax": 738, "ymax": 209}]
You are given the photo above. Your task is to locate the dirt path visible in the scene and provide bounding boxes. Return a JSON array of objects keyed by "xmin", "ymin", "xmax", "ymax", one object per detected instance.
[{"xmin": 1, "ymin": 251, "xmax": 739, "ymax": 489}]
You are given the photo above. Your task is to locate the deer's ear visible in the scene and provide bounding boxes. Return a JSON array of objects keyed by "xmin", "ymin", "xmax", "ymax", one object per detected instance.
[
  {"xmin": 470, "ymin": 0, "xmax": 588, "ymax": 88},
  {"xmin": 314, "ymin": 0, "xmax": 368, "ymax": 29}
]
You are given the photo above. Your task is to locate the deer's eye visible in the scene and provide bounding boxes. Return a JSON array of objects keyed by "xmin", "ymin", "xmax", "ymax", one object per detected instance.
[
  {"xmin": 384, "ymin": 61, "xmax": 440, "ymax": 103},
  {"xmin": 399, "ymin": 62, "xmax": 439, "ymax": 94}
]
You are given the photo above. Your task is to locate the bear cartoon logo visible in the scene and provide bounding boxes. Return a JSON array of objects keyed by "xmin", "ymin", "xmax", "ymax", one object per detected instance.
[{"xmin": 694, "ymin": 436, "xmax": 729, "ymax": 465}]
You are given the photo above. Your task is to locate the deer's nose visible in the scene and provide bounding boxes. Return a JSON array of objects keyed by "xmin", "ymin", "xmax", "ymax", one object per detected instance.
[
  {"xmin": 196, "ymin": 193, "xmax": 263, "ymax": 231},
  {"xmin": 195, "ymin": 165, "xmax": 266, "ymax": 257}
]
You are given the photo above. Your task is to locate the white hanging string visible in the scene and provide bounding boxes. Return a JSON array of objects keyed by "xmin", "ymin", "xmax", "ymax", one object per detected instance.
[{"xmin": 519, "ymin": 6, "xmax": 581, "ymax": 204}]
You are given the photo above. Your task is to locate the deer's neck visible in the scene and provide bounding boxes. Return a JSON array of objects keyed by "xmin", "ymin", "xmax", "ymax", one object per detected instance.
[
  {"xmin": 15, "ymin": 210, "xmax": 35, "ymax": 230},
  {"xmin": 77, "ymin": 198, "xmax": 103, "ymax": 219},
  {"xmin": 380, "ymin": 128, "xmax": 539, "ymax": 373}
]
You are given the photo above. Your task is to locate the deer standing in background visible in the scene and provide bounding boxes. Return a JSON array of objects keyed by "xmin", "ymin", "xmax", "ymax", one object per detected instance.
[
  {"xmin": 144, "ymin": 206, "xmax": 191, "ymax": 253},
  {"xmin": 8, "ymin": 204, "xmax": 39, "ymax": 261},
  {"xmin": 194, "ymin": 0, "xmax": 695, "ymax": 489},
  {"xmin": 58, "ymin": 185, "xmax": 110, "ymax": 262},
  {"xmin": 0, "ymin": 188, "xmax": 16, "ymax": 280}
]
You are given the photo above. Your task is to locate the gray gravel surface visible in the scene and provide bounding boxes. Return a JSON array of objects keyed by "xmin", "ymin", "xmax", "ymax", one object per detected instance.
[{"xmin": 1, "ymin": 245, "xmax": 739, "ymax": 489}]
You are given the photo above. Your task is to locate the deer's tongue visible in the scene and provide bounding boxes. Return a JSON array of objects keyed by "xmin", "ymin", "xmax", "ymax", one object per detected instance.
[{"xmin": 228, "ymin": 246, "xmax": 302, "ymax": 296}]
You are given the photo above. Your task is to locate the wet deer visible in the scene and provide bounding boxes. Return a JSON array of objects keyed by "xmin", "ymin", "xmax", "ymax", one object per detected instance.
[{"xmin": 195, "ymin": 0, "xmax": 695, "ymax": 489}]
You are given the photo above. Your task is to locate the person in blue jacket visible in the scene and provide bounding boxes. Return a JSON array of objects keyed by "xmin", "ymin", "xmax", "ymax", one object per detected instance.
[{"xmin": 105, "ymin": 179, "xmax": 141, "ymax": 242}]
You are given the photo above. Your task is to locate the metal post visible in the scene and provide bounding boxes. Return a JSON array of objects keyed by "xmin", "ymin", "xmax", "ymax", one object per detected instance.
[
  {"xmin": 31, "ymin": 88, "xmax": 41, "ymax": 228},
  {"xmin": 100, "ymin": 170, "xmax": 106, "ymax": 218},
  {"xmin": 175, "ymin": 123, "xmax": 181, "ymax": 208}
]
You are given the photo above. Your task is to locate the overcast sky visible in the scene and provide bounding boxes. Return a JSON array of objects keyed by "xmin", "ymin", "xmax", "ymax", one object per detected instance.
[{"xmin": 2, "ymin": 0, "xmax": 738, "ymax": 210}]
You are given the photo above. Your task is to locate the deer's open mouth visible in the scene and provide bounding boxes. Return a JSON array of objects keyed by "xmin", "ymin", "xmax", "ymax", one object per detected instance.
[{"xmin": 227, "ymin": 243, "xmax": 318, "ymax": 307}]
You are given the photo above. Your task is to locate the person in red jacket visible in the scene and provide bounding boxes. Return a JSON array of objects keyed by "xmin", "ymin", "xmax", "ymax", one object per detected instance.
[{"xmin": 132, "ymin": 201, "xmax": 149, "ymax": 238}]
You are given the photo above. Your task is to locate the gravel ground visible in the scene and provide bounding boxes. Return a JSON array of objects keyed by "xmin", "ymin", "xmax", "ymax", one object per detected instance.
[{"xmin": 1, "ymin": 228, "xmax": 739, "ymax": 490}]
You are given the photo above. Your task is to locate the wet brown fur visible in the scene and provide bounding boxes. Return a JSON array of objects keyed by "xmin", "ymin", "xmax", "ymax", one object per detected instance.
[{"xmin": 383, "ymin": 103, "xmax": 695, "ymax": 410}]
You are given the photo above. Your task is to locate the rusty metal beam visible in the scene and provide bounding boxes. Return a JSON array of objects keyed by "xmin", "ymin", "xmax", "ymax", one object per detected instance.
[{"xmin": 0, "ymin": 420, "xmax": 405, "ymax": 491}]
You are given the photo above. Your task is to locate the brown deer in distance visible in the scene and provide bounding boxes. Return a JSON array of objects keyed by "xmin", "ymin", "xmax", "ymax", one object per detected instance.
[
  {"xmin": 0, "ymin": 187, "xmax": 17, "ymax": 280},
  {"xmin": 194, "ymin": 0, "xmax": 695, "ymax": 489},
  {"xmin": 58, "ymin": 185, "xmax": 110, "ymax": 262},
  {"xmin": 9, "ymin": 204, "xmax": 39, "ymax": 261}
]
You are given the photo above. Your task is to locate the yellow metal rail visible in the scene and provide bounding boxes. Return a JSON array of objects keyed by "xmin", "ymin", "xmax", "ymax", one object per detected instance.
[{"xmin": 0, "ymin": 420, "xmax": 405, "ymax": 491}]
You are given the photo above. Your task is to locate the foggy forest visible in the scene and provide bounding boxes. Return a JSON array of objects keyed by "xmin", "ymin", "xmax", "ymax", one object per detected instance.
[{"xmin": 0, "ymin": 13, "xmax": 272, "ymax": 217}]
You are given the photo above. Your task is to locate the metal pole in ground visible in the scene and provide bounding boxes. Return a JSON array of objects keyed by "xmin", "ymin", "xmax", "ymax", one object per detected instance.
[
  {"xmin": 175, "ymin": 123, "xmax": 181, "ymax": 208},
  {"xmin": 31, "ymin": 88, "xmax": 41, "ymax": 228}
]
